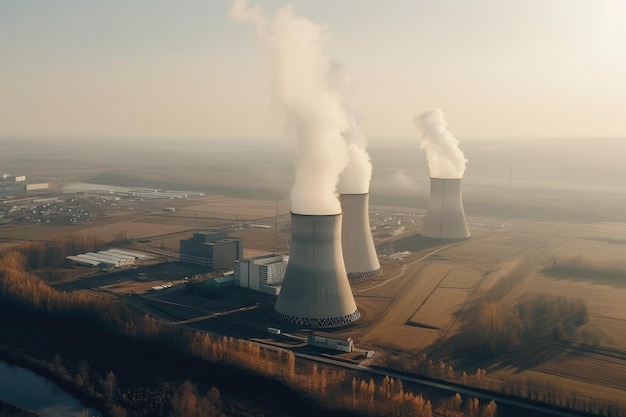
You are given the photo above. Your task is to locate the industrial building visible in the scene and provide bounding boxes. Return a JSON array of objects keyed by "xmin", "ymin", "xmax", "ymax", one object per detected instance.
[
  {"xmin": 66, "ymin": 249, "xmax": 147, "ymax": 269},
  {"xmin": 339, "ymin": 193, "xmax": 382, "ymax": 278},
  {"xmin": 234, "ymin": 253, "xmax": 288, "ymax": 295},
  {"xmin": 273, "ymin": 213, "xmax": 360, "ymax": 328},
  {"xmin": 179, "ymin": 230, "xmax": 242, "ymax": 270},
  {"xmin": 421, "ymin": 178, "xmax": 470, "ymax": 239},
  {"xmin": 307, "ymin": 331, "xmax": 354, "ymax": 353}
]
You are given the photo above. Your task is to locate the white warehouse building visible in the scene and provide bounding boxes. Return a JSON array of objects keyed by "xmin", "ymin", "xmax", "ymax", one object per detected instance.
[
  {"xmin": 66, "ymin": 249, "xmax": 147, "ymax": 269},
  {"xmin": 234, "ymin": 254, "xmax": 288, "ymax": 295}
]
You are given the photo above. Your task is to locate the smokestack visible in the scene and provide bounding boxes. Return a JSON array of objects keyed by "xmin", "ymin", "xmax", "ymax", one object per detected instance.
[
  {"xmin": 421, "ymin": 178, "xmax": 469, "ymax": 239},
  {"xmin": 339, "ymin": 193, "xmax": 381, "ymax": 278},
  {"xmin": 414, "ymin": 109, "xmax": 470, "ymax": 239},
  {"xmin": 274, "ymin": 213, "xmax": 360, "ymax": 327}
]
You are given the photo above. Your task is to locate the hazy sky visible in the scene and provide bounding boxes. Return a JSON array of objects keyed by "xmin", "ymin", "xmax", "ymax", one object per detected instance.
[{"xmin": 1, "ymin": 0, "xmax": 625, "ymax": 142}]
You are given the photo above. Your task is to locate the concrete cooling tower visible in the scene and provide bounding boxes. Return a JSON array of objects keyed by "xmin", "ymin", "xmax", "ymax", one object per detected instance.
[
  {"xmin": 339, "ymin": 193, "xmax": 382, "ymax": 278},
  {"xmin": 273, "ymin": 213, "xmax": 360, "ymax": 327},
  {"xmin": 421, "ymin": 177, "xmax": 470, "ymax": 239}
]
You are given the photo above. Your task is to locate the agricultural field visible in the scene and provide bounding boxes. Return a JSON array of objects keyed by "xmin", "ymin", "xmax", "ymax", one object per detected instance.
[{"xmin": 350, "ymin": 219, "xmax": 626, "ymax": 409}]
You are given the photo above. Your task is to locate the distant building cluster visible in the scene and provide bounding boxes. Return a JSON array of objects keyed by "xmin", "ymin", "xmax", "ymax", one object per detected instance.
[
  {"xmin": 0, "ymin": 173, "xmax": 49, "ymax": 193},
  {"xmin": 0, "ymin": 197, "xmax": 95, "ymax": 225},
  {"xmin": 234, "ymin": 254, "xmax": 288, "ymax": 295},
  {"xmin": 179, "ymin": 230, "xmax": 242, "ymax": 270}
]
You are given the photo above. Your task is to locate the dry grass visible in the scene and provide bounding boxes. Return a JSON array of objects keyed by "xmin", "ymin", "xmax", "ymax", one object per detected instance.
[
  {"xmin": 361, "ymin": 262, "xmax": 451, "ymax": 350},
  {"xmin": 408, "ymin": 288, "xmax": 467, "ymax": 329},
  {"xmin": 439, "ymin": 269, "xmax": 481, "ymax": 289}
]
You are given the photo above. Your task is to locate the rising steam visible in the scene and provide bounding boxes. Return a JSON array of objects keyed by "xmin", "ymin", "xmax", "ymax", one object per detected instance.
[
  {"xmin": 230, "ymin": 0, "xmax": 351, "ymax": 215},
  {"xmin": 337, "ymin": 109, "xmax": 373, "ymax": 194},
  {"xmin": 413, "ymin": 108, "xmax": 467, "ymax": 179}
]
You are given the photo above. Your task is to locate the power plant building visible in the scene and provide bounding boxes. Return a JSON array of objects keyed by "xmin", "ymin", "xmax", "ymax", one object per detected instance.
[
  {"xmin": 273, "ymin": 213, "xmax": 360, "ymax": 328},
  {"xmin": 179, "ymin": 230, "xmax": 242, "ymax": 270},
  {"xmin": 307, "ymin": 331, "xmax": 354, "ymax": 353},
  {"xmin": 339, "ymin": 193, "xmax": 382, "ymax": 278},
  {"xmin": 234, "ymin": 253, "xmax": 288, "ymax": 295},
  {"xmin": 421, "ymin": 178, "xmax": 470, "ymax": 239}
]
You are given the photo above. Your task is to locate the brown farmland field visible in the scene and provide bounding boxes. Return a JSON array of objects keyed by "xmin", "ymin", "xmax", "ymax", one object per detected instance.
[{"xmin": 408, "ymin": 288, "xmax": 467, "ymax": 330}]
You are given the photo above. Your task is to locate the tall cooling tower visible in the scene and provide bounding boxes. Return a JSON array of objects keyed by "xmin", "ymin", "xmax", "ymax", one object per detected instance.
[
  {"xmin": 339, "ymin": 193, "xmax": 382, "ymax": 278},
  {"xmin": 421, "ymin": 177, "xmax": 470, "ymax": 239},
  {"xmin": 273, "ymin": 213, "xmax": 360, "ymax": 327}
]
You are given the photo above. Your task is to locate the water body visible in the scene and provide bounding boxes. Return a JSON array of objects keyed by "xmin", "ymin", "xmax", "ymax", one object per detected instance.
[{"xmin": 0, "ymin": 361, "xmax": 101, "ymax": 417}]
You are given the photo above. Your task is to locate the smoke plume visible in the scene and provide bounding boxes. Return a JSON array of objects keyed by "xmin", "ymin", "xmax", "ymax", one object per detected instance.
[
  {"xmin": 413, "ymin": 108, "xmax": 467, "ymax": 179},
  {"xmin": 230, "ymin": 0, "xmax": 350, "ymax": 215},
  {"xmin": 337, "ymin": 109, "xmax": 373, "ymax": 194}
]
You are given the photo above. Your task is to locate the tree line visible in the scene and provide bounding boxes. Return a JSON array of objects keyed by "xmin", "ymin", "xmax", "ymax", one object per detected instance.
[
  {"xmin": 544, "ymin": 255, "xmax": 626, "ymax": 286},
  {"xmin": 16, "ymin": 235, "xmax": 104, "ymax": 270},
  {"xmin": 461, "ymin": 294, "xmax": 588, "ymax": 356}
]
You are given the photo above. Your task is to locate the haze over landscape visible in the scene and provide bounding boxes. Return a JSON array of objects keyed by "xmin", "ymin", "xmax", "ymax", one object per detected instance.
[{"xmin": 1, "ymin": 0, "xmax": 625, "ymax": 142}]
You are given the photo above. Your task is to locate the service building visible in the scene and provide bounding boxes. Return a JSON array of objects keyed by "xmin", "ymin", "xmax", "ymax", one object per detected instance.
[
  {"xmin": 234, "ymin": 253, "xmax": 288, "ymax": 295},
  {"xmin": 179, "ymin": 230, "xmax": 242, "ymax": 270}
]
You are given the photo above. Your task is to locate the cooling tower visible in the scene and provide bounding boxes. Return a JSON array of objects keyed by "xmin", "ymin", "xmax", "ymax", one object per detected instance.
[
  {"xmin": 339, "ymin": 193, "xmax": 382, "ymax": 278},
  {"xmin": 421, "ymin": 177, "xmax": 470, "ymax": 239},
  {"xmin": 273, "ymin": 212, "xmax": 360, "ymax": 327}
]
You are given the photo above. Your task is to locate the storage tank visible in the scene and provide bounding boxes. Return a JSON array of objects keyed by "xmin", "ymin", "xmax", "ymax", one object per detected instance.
[
  {"xmin": 273, "ymin": 212, "xmax": 360, "ymax": 327},
  {"xmin": 421, "ymin": 177, "xmax": 470, "ymax": 239},
  {"xmin": 339, "ymin": 193, "xmax": 381, "ymax": 278}
]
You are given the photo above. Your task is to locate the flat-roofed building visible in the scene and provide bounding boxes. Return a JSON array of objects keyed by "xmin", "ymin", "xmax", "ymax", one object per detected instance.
[
  {"xmin": 307, "ymin": 331, "xmax": 354, "ymax": 352},
  {"xmin": 179, "ymin": 230, "xmax": 242, "ymax": 270},
  {"xmin": 234, "ymin": 253, "xmax": 288, "ymax": 295}
]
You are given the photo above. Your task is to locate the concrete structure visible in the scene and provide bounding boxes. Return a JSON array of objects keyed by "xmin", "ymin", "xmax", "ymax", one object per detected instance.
[
  {"xmin": 179, "ymin": 230, "xmax": 242, "ymax": 270},
  {"xmin": 421, "ymin": 177, "xmax": 470, "ymax": 239},
  {"xmin": 273, "ymin": 213, "xmax": 360, "ymax": 328},
  {"xmin": 307, "ymin": 331, "xmax": 354, "ymax": 352},
  {"xmin": 339, "ymin": 193, "xmax": 382, "ymax": 278},
  {"xmin": 234, "ymin": 253, "xmax": 288, "ymax": 295}
]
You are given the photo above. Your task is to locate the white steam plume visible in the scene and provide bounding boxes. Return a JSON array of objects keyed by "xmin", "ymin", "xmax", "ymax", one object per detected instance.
[
  {"xmin": 230, "ymin": 0, "xmax": 349, "ymax": 215},
  {"xmin": 413, "ymin": 108, "xmax": 467, "ymax": 179},
  {"xmin": 337, "ymin": 109, "xmax": 373, "ymax": 194}
]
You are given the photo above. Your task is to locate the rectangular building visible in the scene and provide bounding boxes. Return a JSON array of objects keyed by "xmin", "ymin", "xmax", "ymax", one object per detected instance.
[
  {"xmin": 307, "ymin": 331, "xmax": 354, "ymax": 353},
  {"xmin": 234, "ymin": 254, "xmax": 287, "ymax": 295},
  {"xmin": 179, "ymin": 230, "xmax": 242, "ymax": 270}
]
